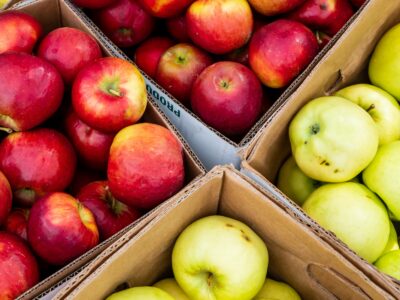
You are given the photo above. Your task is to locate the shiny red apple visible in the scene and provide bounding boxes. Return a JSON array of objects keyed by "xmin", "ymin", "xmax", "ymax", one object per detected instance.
[
  {"xmin": 4, "ymin": 208, "xmax": 29, "ymax": 241},
  {"xmin": 38, "ymin": 27, "xmax": 102, "ymax": 84},
  {"xmin": 248, "ymin": 0, "xmax": 306, "ymax": 16},
  {"xmin": 28, "ymin": 192, "xmax": 99, "ymax": 266},
  {"xmin": 73, "ymin": 0, "xmax": 117, "ymax": 8},
  {"xmin": 167, "ymin": 14, "xmax": 190, "ymax": 42},
  {"xmin": 77, "ymin": 181, "xmax": 141, "ymax": 240},
  {"xmin": 0, "ymin": 171, "xmax": 12, "ymax": 226},
  {"xmin": 137, "ymin": 0, "xmax": 193, "ymax": 18},
  {"xmin": 0, "ymin": 129, "xmax": 77, "ymax": 207}
]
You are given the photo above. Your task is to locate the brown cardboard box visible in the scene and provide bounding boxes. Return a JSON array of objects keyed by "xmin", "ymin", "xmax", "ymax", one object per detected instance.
[
  {"xmin": 55, "ymin": 166, "xmax": 396, "ymax": 300},
  {"xmin": 241, "ymin": 0, "xmax": 400, "ymax": 295},
  {"xmin": 6, "ymin": 0, "xmax": 205, "ymax": 298}
]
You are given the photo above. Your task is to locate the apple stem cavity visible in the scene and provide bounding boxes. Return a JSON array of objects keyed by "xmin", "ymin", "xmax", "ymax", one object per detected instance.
[
  {"xmin": 310, "ymin": 123, "xmax": 320, "ymax": 135},
  {"xmin": 14, "ymin": 188, "xmax": 36, "ymax": 205}
]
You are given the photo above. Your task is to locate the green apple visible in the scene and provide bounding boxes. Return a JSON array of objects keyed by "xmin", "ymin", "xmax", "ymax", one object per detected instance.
[
  {"xmin": 374, "ymin": 250, "xmax": 400, "ymax": 280},
  {"xmin": 153, "ymin": 278, "xmax": 190, "ymax": 300},
  {"xmin": 253, "ymin": 278, "xmax": 301, "ymax": 300},
  {"xmin": 289, "ymin": 96, "xmax": 379, "ymax": 182},
  {"xmin": 369, "ymin": 23, "xmax": 400, "ymax": 100},
  {"xmin": 106, "ymin": 286, "xmax": 174, "ymax": 300},
  {"xmin": 381, "ymin": 221, "xmax": 399, "ymax": 256},
  {"xmin": 277, "ymin": 156, "xmax": 321, "ymax": 206},
  {"xmin": 172, "ymin": 215, "xmax": 269, "ymax": 300},
  {"xmin": 363, "ymin": 141, "xmax": 400, "ymax": 220},
  {"xmin": 335, "ymin": 84, "xmax": 400, "ymax": 145},
  {"xmin": 303, "ymin": 182, "xmax": 390, "ymax": 263}
]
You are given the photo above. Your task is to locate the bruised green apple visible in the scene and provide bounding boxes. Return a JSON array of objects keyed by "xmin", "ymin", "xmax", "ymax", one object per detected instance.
[
  {"xmin": 289, "ymin": 96, "xmax": 379, "ymax": 182},
  {"xmin": 374, "ymin": 250, "xmax": 400, "ymax": 280},
  {"xmin": 335, "ymin": 84, "xmax": 400, "ymax": 145},
  {"xmin": 363, "ymin": 141, "xmax": 400, "ymax": 220},
  {"xmin": 303, "ymin": 182, "xmax": 390, "ymax": 263},
  {"xmin": 381, "ymin": 221, "xmax": 399, "ymax": 256},
  {"xmin": 106, "ymin": 286, "xmax": 174, "ymax": 300},
  {"xmin": 153, "ymin": 278, "xmax": 189, "ymax": 300},
  {"xmin": 172, "ymin": 215, "xmax": 269, "ymax": 300},
  {"xmin": 253, "ymin": 278, "xmax": 301, "ymax": 300}
]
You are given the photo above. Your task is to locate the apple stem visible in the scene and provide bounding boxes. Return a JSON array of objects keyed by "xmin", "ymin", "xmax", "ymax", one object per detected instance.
[
  {"xmin": 108, "ymin": 88, "xmax": 122, "ymax": 97},
  {"xmin": 367, "ymin": 104, "xmax": 376, "ymax": 112},
  {"xmin": 0, "ymin": 126, "xmax": 13, "ymax": 134}
]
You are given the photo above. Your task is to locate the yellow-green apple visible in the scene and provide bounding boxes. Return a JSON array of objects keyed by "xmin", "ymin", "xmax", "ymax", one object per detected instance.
[
  {"xmin": 277, "ymin": 156, "xmax": 320, "ymax": 206},
  {"xmin": 108, "ymin": 123, "xmax": 184, "ymax": 210},
  {"xmin": 287, "ymin": 0, "xmax": 354, "ymax": 36},
  {"xmin": 67, "ymin": 167, "xmax": 103, "ymax": 196},
  {"xmin": 289, "ymin": 96, "xmax": 379, "ymax": 182},
  {"xmin": 248, "ymin": 0, "xmax": 306, "ymax": 16},
  {"xmin": 190, "ymin": 61, "xmax": 263, "ymax": 136},
  {"xmin": 369, "ymin": 23, "xmax": 400, "ymax": 100},
  {"xmin": 172, "ymin": 215, "xmax": 269, "ymax": 300},
  {"xmin": 64, "ymin": 109, "xmax": 115, "ymax": 171},
  {"xmin": 153, "ymin": 278, "xmax": 190, "ymax": 300},
  {"xmin": 91, "ymin": 0, "xmax": 155, "ymax": 48},
  {"xmin": 155, "ymin": 43, "xmax": 212, "ymax": 105},
  {"xmin": 0, "ymin": 128, "xmax": 77, "ymax": 207},
  {"xmin": 363, "ymin": 141, "xmax": 400, "ymax": 220},
  {"xmin": 253, "ymin": 278, "xmax": 301, "ymax": 300},
  {"xmin": 28, "ymin": 192, "xmax": 99, "ymax": 265},
  {"xmin": 381, "ymin": 221, "xmax": 399, "ymax": 256},
  {"xmin": 167, "ymin": 14, "xmax": 190, "ymax": 42},
  {"xmin": 350, "ymin": 0, "xmax": 365, "ymax": 7},
  {"xmin": 0, "ymin": 170, "xmax": 11, "ymax": 226},
  {"xmin": 73, "ymin": 0, "xmax": 117, "ymax": 8},
  {"xmin": 72, "ymin": 57, "xmax": 147, "ymax": 133},
  {"xmin": 134, "ymin": 36, "xmax": 174, "ymax": 78},
  {"xmin": 5, "ymin": 208, "xmax": 29, "ymax": 241},
  {"xmin": 137, "ymin": 0, "xmax": 193, "ymax": 18},
  {"xmin": 303, "ymin": 182, "xmax": 390, "ymax": 262},
  {"xmin": 186, "ymin": 0, "xmax": 253, "ymax": 54},
  {"xmin": 249, "ymin": 20, "xmax": 319, "ymax": 88},
  {"xmin": 335, "ymin": 84, "xmax": 400, "ymax": 145},
  {"xmin": 77, "ymin": 181, "xmax": 141, "ymax": 241},
  {"xmin": 374, "ymin": 250, "xmax": 400, "ymax": 280},
  {"xmin": 0, "ymin": 11, "xmax": 42, "ymax": 54},
  {"xmin": 106, "ymin": 286, "xmax": 174, "ymax": 300},
  {"xmin": 38, "ymin": 27, "xmax": 102, "ymax": 84},
  {"xmin": 0, "ymin": 232, "xmax": 39, "ymax": 299},
  {"xmin": 0, "ymin": 52, "xmax": 64, "ymax": 132},
  {"xmin": 316, "ymin": 31, "xmax": 332, "ymax": 49}
]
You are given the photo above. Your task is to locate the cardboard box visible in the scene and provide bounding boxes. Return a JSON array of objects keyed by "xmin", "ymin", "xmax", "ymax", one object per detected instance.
[
  {"xmin": 241, "ymin": 0, "xmax": 400, "ymax": 294},
  {"xmin": 6, "ymin": 0, "xmax": 205, "ymax": 298},
  {"xmin": 69, "ymin": 0, "xmax": 368, "ymax": 170},
  {"xmin": 54, "ymin": 166, "xmax": 397, "ymax": 299}
]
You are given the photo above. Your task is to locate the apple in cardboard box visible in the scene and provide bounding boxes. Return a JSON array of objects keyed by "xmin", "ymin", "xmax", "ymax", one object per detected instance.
[
  {"xmin": 374, "ymin": 250, "xmax": 400, "ymax": 281},
  {"xmin": 0, "ymin": 52, "xmax": 64, "ymax": 132},
  {"xmin": 73, "ymin": 0, "xmax": 117, "ymax": 9},
  {"xmin": 137, "ymin": 0, "xmax": 193, "ymax": 18},
  {"xmin": 248, "ymin": 0, "xmax": 306, "ymax": 16},
  {"xmin": 72, "ymin": 57, "xmax": 148, "ymax": 133},
  {"xmin": 0, "ymin": 11, "xmax": 42, "ymax": 54},
  {"xmin": 77, "ymin": 181, "xmax": 141, "ymax": 240},
  {"xmin": 0, "ymin": 232, "xmax": 39, "ymax": 299},
  {"xmin": 107, "ymin": 287, "xmax": 174, "ymax": 300},
  {"xmin": 190, "ymin": 61, "xmax": 263, "ymax": 136},
  {"xmin": 253, "ymin": 278, "xmax": 301, "ymax": 300},
  {"xmin": 28, "ymin": 192, "xmax": 99, "ymax": 266},
  {"xmin": 0, "ymin": 170, "xmax": 12, "ymax": 226},
  {"xmin": 108, "ymin": 123, "xmax": 184, "ymax": 210},
  {"xmin": 0, "ymin": 128, "xmax": 77, "ymax": 207},
  {"xmin": 153, "ymin": 278, "xmax": 190, "ymax": 300},
  {"xmin": 186, "ymin": 0, "xmax": 253, "ymax": 54},
  {"xmin": 4, "ymin": 208, "xmax": 29, "ymax": 241},
  {"xmin": 38, "ymin": 27, "xmax": 102, "ymax": 84},
  {"xmin": 156, "ymin": 43, "xmax": 212, "ymax": 105}
]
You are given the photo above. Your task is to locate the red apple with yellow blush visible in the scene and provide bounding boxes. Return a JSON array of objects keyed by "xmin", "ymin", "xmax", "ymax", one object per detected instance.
[
  {"xmin": 248, "ymin": 0, "xmax": 306, "ymax": 16},
  {"xmin": 0, "ymin": 170, "xmax": 12, "ymax": 226},
  {"xmin": 5, "ymin": 208, "xmax": 29, "ymax": 241},
  {"xmin": 137, "ymin": 0, "xmax": 194, "ymax": 18}
]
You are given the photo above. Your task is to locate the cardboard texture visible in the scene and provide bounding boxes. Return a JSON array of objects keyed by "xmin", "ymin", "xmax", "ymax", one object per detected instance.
[
  {"xmin": 66, "ymin": 0, "xmax": 367, "ymax": 170},
  {"xmin": 6, "ymin": 0, "xmax": 205, "ymax": 299},
  {"xmin": 242, "ymin": 0, "xmax": 400, "ymax": 295},
  {"xmin": 54, "ymin": 166, "xmax": 396, "ymax": 300}
]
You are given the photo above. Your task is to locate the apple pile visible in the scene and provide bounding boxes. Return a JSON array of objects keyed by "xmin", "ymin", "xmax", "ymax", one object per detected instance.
[
  {"xmin": 73, "ymin": 0, "xmax": 363, "ymax": 138},
  {"xmin": 105, "ymin": 215, "xmax": 301, "ymax": 300},
  {"xmin": 277, "ymin": 21, "xmax": 400, "ymax": 281},
  {"xmin": 0, "ymin": 10, "xmax": 185, "ymax": 299}
]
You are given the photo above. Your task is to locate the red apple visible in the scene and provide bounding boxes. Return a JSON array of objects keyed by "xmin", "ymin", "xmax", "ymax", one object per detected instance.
[
  {"xmin": 167, "ymin": 14, "xmax": 190, "ymax": 42},
  {"xmin": 191, "ymin": 62, "xmax": 263, "ymax": 136},
  {"xmin": 287, "ymin": 0, "xmax": 354, "ymax": 36},
  {"xmin": 316, "ymin": 31, "xmax": 332, "ymax": 49},
  {"xmin": 134, "ymin": 36, "xmax": 174, "ymax": 78},
  {"xmin": 0, "ymin": 171, "xmax": 12, "ymax": 226},
  {"xmin": 73, "ymin": 0, "xmax": 117, "ymax": 8},
  {"xmin": 68, "ymin": 168, "xmax": 104, "ymax": 196},
  {"xmin": 91, "ymin": 0, "xmax": 155, "ymax": 48},
  {"xmin": 72, "ymin": 57, "xmax": 147, "ymax": 133},
  {"xmin": 224, "ymin": 46, "xmax": 249, "ymax": 66},
  {"xmin": 0, "ymin": 11, "xmax": 42, "ymax": 54},
  {"xmin": 0, "ymin": 128, "xmax": 77, "ymax": 207},
  {"xmin": 64, "ymin": 109, "xmax": 115, "ymax": 171},
  {"xmin": 0, "ymin": 232, "xmax": 39, "ymax": 299},
  {"xmin": 28, "ymin": 192, "xmax": 99, "ymax": 265},
  {"xmin": 0, "ymin": 52, "xmax": 64, "ymax": 132},
  {"xmin": 186, "ymin": 0, "xmax": 253, "ymax": 54},
  {"xmin": 77, "ymin": 181, "xmax": 141, "ymax": 240},
  {"xmin": 248, "ymin": 0, "xmax": 306, "ymax": 16},
  {"xmin": 38, "ymin": 27, "xmax": 102, "ymax": 84},
  {"xmin": 350, "ymin": 0, "xmax": 365, "ymax": 7},
  {"xmin": 249, "ymin": 20, "xmax": 319, "ymax": 88},
  {"xmin": 155, "ymin": 43, "xmax": 212, "ymax": 104},
  {"xmin": 137, "ymin": 0, "xmax": 193, "ymax": 18},
  {"xmin": 4, "ymin": 208, "xmax": 29, "ymax": 241},
  {"xmin": 108, "ymin": 123, "xmax": 184, "ymax": 210}
]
